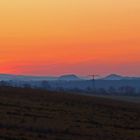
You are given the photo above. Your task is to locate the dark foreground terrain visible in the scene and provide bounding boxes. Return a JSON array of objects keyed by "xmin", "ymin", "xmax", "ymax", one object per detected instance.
[{"xmin": 0, "ymin": 87, "xmax": 140, "ymax": 140}]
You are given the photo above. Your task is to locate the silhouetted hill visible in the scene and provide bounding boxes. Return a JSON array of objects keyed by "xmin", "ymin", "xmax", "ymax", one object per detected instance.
[
  {"xmin": 0, "ymin": 73, "xmax": 139, "ymax": 81},
  {"xmin": 103, "ymin": 74, "xmax": 124, "ymax": 80},
  {"xmin": 58, "ymin": 74, "xmax": 81, "ymax": 81},
  {"xmin": 0, "ymin": 74, "xmax": 81, "ymax": 81},
  {"xmin": 103, "ymin": 74, "xmax": 140, "ymax": 80}
]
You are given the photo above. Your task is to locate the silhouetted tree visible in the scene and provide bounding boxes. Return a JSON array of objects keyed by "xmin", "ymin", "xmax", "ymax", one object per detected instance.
[
  {"xmin": 0, "ymin": 81, "xmax": 9, "ymax": 87},
  {"xmin": 108, "ymin": 86, "xmax": 117, "ymax": 95},
  {"xmin": 41, "ymin": 81, "xmax": 51, "ymax": 90},
  {"xmin": 23, "ymin": 83, "xmax": 31, "ymax": 89},
  {"xmin": 98, "ymin": 88, "xmax": 108, "ymax": 95},
  {"xmin": 118, "ymin": 86, "xmax": 136, "ymax": 95}
]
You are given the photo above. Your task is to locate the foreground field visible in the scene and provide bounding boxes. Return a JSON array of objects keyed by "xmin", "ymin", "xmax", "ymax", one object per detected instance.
[
  {"xmin": 89, "ymin": 95, "xmax": 140, "ymax": 103},
  {"xmin": 102, "ymin": 95, "xmax": 140, "ymax": 103},
  {"xmin": 0, "ymin": 87, "xmax": 140, "ymax": 140}
]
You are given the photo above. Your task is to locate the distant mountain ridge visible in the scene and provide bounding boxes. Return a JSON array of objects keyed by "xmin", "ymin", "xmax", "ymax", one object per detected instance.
[
  {"xmin": 0, "ymin": 74, "xmax": 57, "ymax": 81},
  {"xmin": 103, "ymin": 74, "xmax": 140, "ymax": 80},
  {"xmin": 0, "ymin": 73, "xmax": 139, "ymax": 81},
  {"xmin": 58, "ymin": 74, "xmax": 81, "ymax": 81},
  {"xmin": 1, "ymin": 73, "xmax": 140, "ymax": 95},
  {"xmin": 103, "ymin": 74, "xmax": 124, "ymax": 80},
  {"xmin": 0, "ymin": 74, "xmax": 81, "ymax": 81}
]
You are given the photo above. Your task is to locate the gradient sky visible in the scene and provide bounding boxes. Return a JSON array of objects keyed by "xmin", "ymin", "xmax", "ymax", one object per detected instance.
[{"xmin": 0, "ymin": 0, "xmax": 140, "ymax": 76}]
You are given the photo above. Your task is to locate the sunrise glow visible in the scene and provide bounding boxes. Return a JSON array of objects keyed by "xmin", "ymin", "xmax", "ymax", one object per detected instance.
[{"xmin": 0, "ymin": 0, "xmax": 140, "ymax": 76}]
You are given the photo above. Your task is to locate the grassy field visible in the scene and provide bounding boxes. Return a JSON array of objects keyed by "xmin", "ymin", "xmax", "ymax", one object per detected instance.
[
  {"xmin": 0, "ymin": 87, "xmax": 140, "ymax": 140},
  {"xmin": 96, "ymin": 95, "xmax": 140, "ymax": 103},
  {"xmin": 86, "ymin": 94, "xmax": 140, "ymax": 104}
]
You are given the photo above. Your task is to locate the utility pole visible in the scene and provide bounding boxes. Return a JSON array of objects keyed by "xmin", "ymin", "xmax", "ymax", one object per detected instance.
[{"xmin": 88, "ymin": 75, "xmax": 100, "ymax": 90}]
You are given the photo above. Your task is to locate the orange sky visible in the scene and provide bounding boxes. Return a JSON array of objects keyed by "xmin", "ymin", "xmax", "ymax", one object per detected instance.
[{"xmin": 0, "ymin": 0, "xmax": 140, "ymax": 76}]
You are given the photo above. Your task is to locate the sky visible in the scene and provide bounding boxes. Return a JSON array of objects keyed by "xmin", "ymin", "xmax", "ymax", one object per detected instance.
[{"xmin": 0, "ymin": 0, "xmax": 140, "ymax": 76}]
